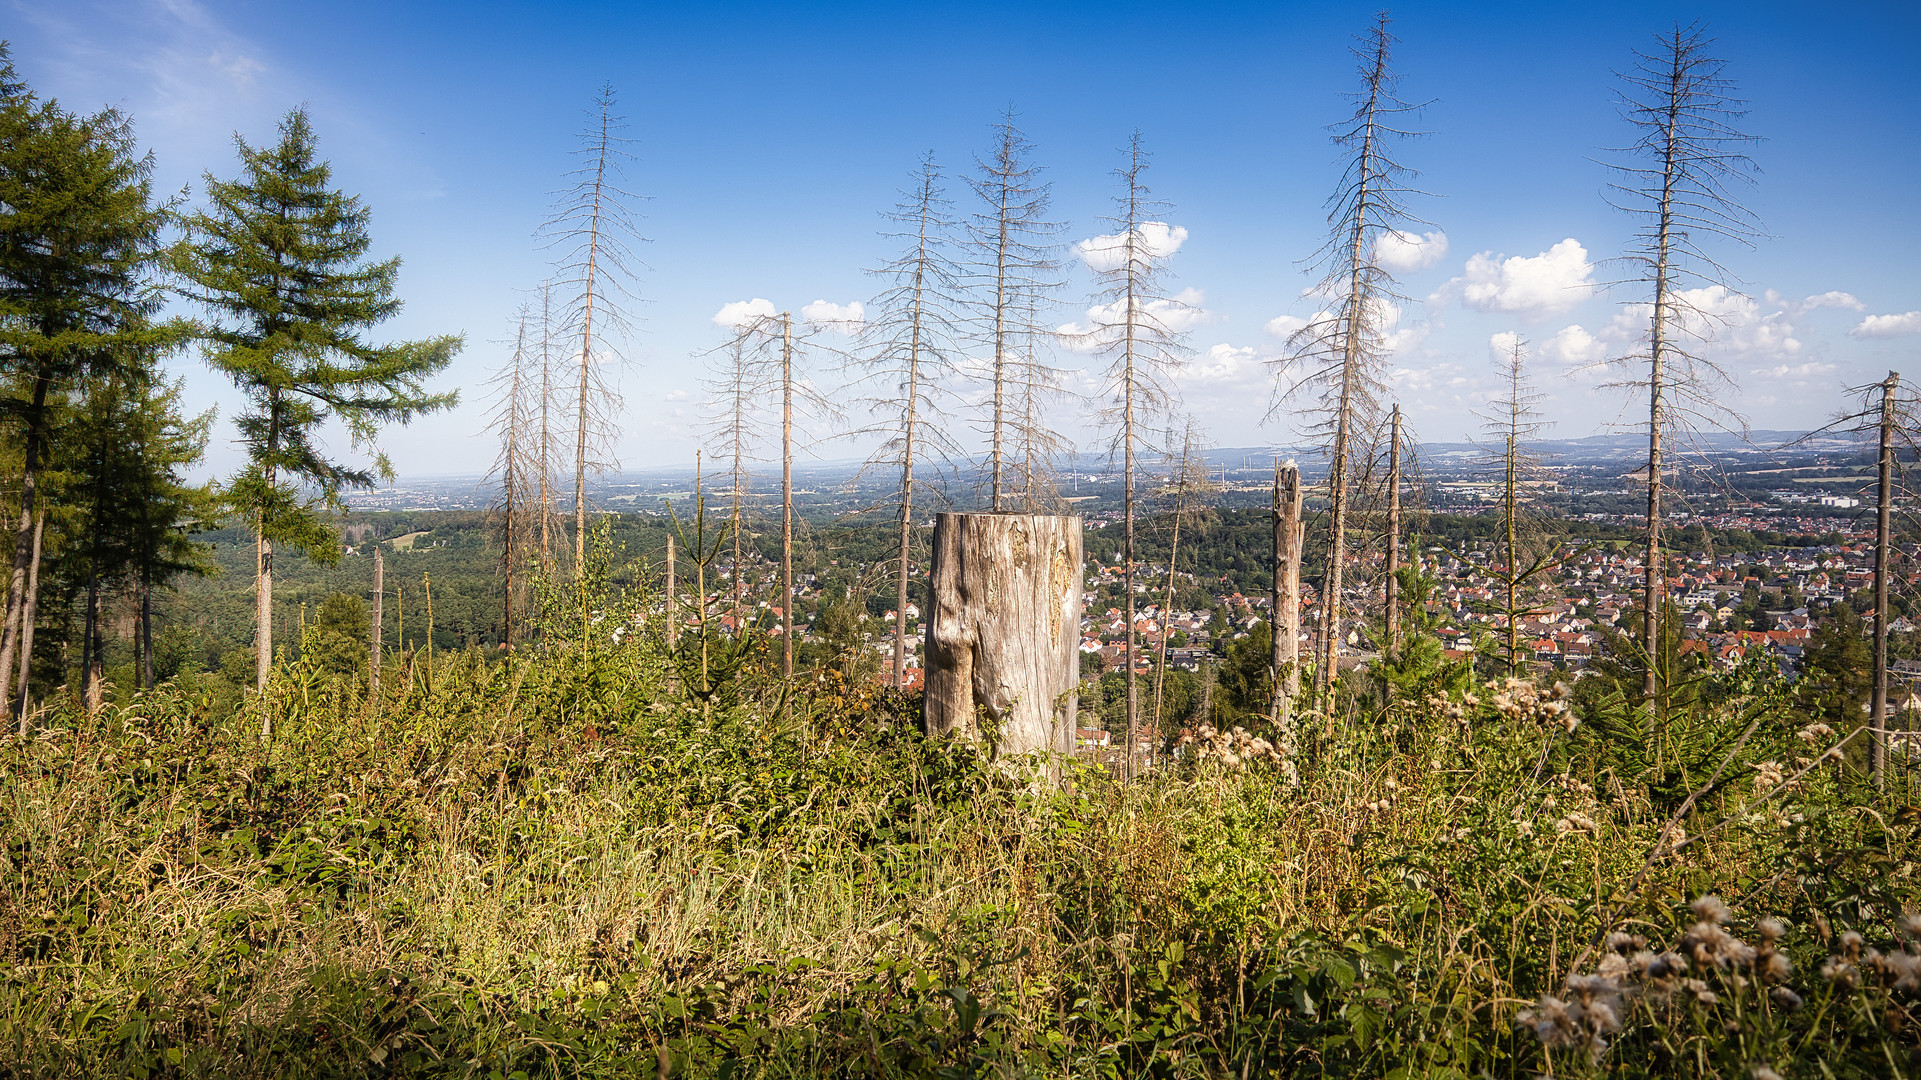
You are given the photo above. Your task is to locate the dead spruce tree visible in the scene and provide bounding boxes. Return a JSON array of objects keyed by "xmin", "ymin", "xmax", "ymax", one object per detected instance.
[
  {"xmin": 1077, "ymin": 133, "xmax": 1190, "ymax": 779},
  {"xmin": 964, "ymin": 108, "xmax": 1068, "ymax": 511},
  {"xmin": 710, "ymin": 308, "xmax": 843, "ymax": 679},
  {"xmin": 534, "ymin": 283, "xmax": 569, "ymax": 581},
  {"xmin": 1008, "ymin": 302, "xmax": 1074, "ymax": 511},
  {"xmin": 539, "ymin": 85, "xmax": 644, "ymax": 572},
  {"xmin": 1151, "ymin": 418, "xmax": 1214, "ymax": 743},
  {"xmin": 1382, "ymin": 402, "xmax": 1406, "ymax": 656},
  {"xmin": 1806, "ymin": 373, "xmax": 1921, "ymax": 789},
  {"xmin": 1605, "ymin": 22, "xmax": 1759, "ymax": 717},
  {"xmin": 1475, "ymin": 334, "xmax": 1561, "ymax": 674},
  {"xmin": 483, "ymin": 306, "xmax": 539, "ymax": 647},
  {"xmin": 1273, "ymin": 13, "xmax": 1426, "ymax": 709},
  {"xmin": 853, "ymin": 155, "xmax": 965, "ymax": 691},
  {"xmin": 699, "ymin": 323, "xmax": 774, "ymax": 627}
]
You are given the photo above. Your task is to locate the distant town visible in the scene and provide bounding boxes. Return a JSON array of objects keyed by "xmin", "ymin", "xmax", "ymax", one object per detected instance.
[{"xmin": 357, "ymin": 428, "xmax": 1904, "ymax": 701}]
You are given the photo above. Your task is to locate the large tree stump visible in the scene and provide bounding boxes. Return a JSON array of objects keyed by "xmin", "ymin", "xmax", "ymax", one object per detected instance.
[{"xmin": 924, "ymin": 513, "xmax": 1082, "ymax": 764}]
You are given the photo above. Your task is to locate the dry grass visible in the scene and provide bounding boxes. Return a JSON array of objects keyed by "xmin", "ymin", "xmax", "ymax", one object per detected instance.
[{"xmin": 1, "ymin": 644, "xmax": 1916, "ymax": 1076}]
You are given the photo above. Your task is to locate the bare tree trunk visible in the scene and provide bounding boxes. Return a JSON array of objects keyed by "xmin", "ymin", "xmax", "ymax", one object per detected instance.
[
  {"xmin": 14, "ymin": 508, "xmax": 44, "ymax": 722},
  {"xmin": 1384, "ymin": 404, "xmax": 1403, "ymax": 658},
  {"xmin": 665, "ymin": 534, "xmax": 677, "ymax": 644},
  {"xmin": 1873, "ymin": 371, "xmax": 1898, "ymax": 790},
  {"xmin": 1274, "ymin": 462, "xmax": 1303, "ymax": 728},
  {"xmin": 894, "ymin": 385, "xmax": 916, "ymax": 688},
  {"xmin": 257, "ymin": 523, "xmax": 273, "ymax": 699},
  {"xmin": 423, "ymin": 572, "xmax": 435, "ymax": 695},
  {"xmin": 573, "ymin": 148, "xmax": 609, "ymax": 576},
  {"xmin": 1319, "ymin": 414, "xmax": 1350, "ymax": 719},
  {"xmin": 924, "ymin": 512, "xmax": 1082, "ymax": 774},
  {"xmin": 1123, "ymin": 356, "xmax": 1138, "ymax": 779},
  {"xmin": 1636, "ymin": 35, "xmax": 1684, "ymax": 738},
  {"xmin": 1612, "ymin": 25, "xmax": 1762, "ymax": 752},
  {"xmin": 1, "ymin": 373, "xmax": 51, "ymax": 733},
  {"xmin": 894, "ymin": 299, "xmax": 923, "ymax": 689},
  {"xmin": 1281, "ymin": 16, "xmax": 1412, "ymax": 719},
  {"xmin": 1644, "ymin": 301, "xmax": 1666, "ymax": 722},
  {"xmin": 1151, "ymin": 484, "xmax": 1187, "ymax": 743},
  {"xmin": 781, "ymin": 314, "xmax": 795, "ymax": 683},
  {"xmin": 82, "ymin": 572, "xmax": 103, "ymax": 714},
  {"xmin": 539, "ymin": 288, "xmax": 555, "ymax": 582},
  {"xmin": 1507, "ymin": 414, "xmax": 1521, "ymax": 675},
  {"xmin": 502, "ymin": 471, "xmax": 516, "ymax": 651},
  {"xmin": 140, "ymin": 569, "xmax": 153, "ymax": 691},
  {"xmin": 731, "ymin": 490, "xmax": 742, "ymax": 630},
  {"xmin": 370, "ymin": 546, "xmax": 384, "ymax": 696}
]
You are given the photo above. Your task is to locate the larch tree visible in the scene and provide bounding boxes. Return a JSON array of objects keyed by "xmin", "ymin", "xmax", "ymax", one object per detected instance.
[
  {"xmin": 172, "ymin": 108, "xmax": 460, "ymax": 703},
  {"xmin": 54, "ymin": 357, "xmax": 214, "ymax": 710},
  {"xmin": 1272, "ymin": 13, "xmax": 1426, "ymax": 709},
  {"xmin": 855, "ymin": 156, "xmax": 965, "ymax": 691},
  {"xmin": 963, "ymin": 109, "xmax": 1067, "ymax": 511},
  {"xmin": 1604, "ymin": 22, "xmax": 1759, "ymax": 721},
  {"xmin": 539, "ymin": 85, "xmax": 644, "ymax": 572},
  {"xmin": 1075, "ymin": 133, "xmax": 1190, "ymax": 779},
  {"xmin": 0, "ymin": 47, "xmax": 185, "ymax": 733},
  {"xmin": 112, "ymin": 368, "xmax": 218, "ymax": 696}
]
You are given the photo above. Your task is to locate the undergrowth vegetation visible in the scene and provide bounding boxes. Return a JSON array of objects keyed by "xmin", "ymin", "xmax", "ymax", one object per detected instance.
[{"xmin": 3, "ymin": 609, "xmax": 1918, "ymax": 1077}]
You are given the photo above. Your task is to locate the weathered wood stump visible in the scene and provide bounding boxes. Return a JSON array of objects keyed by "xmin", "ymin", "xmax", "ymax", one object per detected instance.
[{"xmin": 923, "ymin": 513, "xmax": 1083, "ymax": 764}]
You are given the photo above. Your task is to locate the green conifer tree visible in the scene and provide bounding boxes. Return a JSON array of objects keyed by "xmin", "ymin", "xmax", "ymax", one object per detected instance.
[
  {"xmin": 172, "ymin": 108, "xmax": 460, "ymax": 700},
  {"xmin": 0, "ymin": 44, "xmax": 186, "ymax": 732},
  {"xmin": 118, "ymin": 371, "xmax": 219, "ymax": 694},
  {"xmin": 58, "ymin": 359, "xmax": 217, "ymax": 710}
]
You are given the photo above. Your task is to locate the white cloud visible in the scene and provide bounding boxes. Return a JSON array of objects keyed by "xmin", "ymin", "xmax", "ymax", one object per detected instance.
[
  {"xmin": 1766, "ymin": 289, "xmax": 1864, "ymax": 318},
  {"xmin": 1261, "ymin": 301, "xmax": 1425, "ymax": 354},
  {"xmin": 1445, "ymin": 238, "xmax": 1595, "ymax": 318},
  {"xmin": 1188, "ymin": 343, "xmax": 1262, "ymax": 384},
  {"xmin": 205, "ymin": 48, "xmax": 266, "ymax": 87},
  {"xmin": 801, "ymin": 299, "xmax": 864, "ymax": 329},
  {"xmin": 1488, "ymin": 331, "xmax": 1522, "ymax": 364},
  {"xmin": 1752, "ymin": 361, "xmax": 1837, "ymax": 380},
  {"xmin": 1388, "ymin": 361, "xmax": 1469, "ymax": 397},
  {"xmin": 711, "ymin": 298, "xmax": 777, "ymax": 328},
  {"xmin": 1373, "ymin": 298, "xmax": 1431, "ymax": 355},
  {"xmin": 1075, "ymin": 222, "xmax": 1188, "ymax": 272},
  {"xmin": 1264, "ymin": 314, "xmax": 1311, "ymax": 339},
  {"xmin": 1375, "ymin": 229, "xmax": 1449, "ymax": 274},
  {"xmin": 1673, "ymin": 286, "xmax": 1798, "ymax": 358},
  {"xmin": 1057, "ymin": 287, "xmax": 1212, "ymax": 352},
  {"xmin": 1600, "ymin": 285, "xmax": 1848, "ymax": 367},
  {"xmin": 1538, "ymin": 324, "xmax": 1606, "ymax": 368},
  {"xmin": 1851, "ymin": 311, "xmax": 1921, "ymax": 338}
]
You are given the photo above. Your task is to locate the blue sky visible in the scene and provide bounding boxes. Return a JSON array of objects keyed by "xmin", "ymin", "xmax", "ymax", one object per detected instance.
[{"xmin": 8, "ymin": 0, "xmax": 1920, "ymax": 480}]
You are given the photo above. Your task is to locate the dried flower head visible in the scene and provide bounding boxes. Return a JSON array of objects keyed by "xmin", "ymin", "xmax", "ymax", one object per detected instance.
[
  {"xmin": 1761, "ymin": 951, "xmax": 1791, "ymax": 983},
  {"xmin": 1691, "ymin": 896, "xmax": 1731, "ymax": 925}
]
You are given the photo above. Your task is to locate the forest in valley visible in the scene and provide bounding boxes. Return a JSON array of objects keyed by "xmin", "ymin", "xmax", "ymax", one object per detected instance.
[{"xmin": 3, "ymin": 13, "xmax": 1920, "ymax": 1078}]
